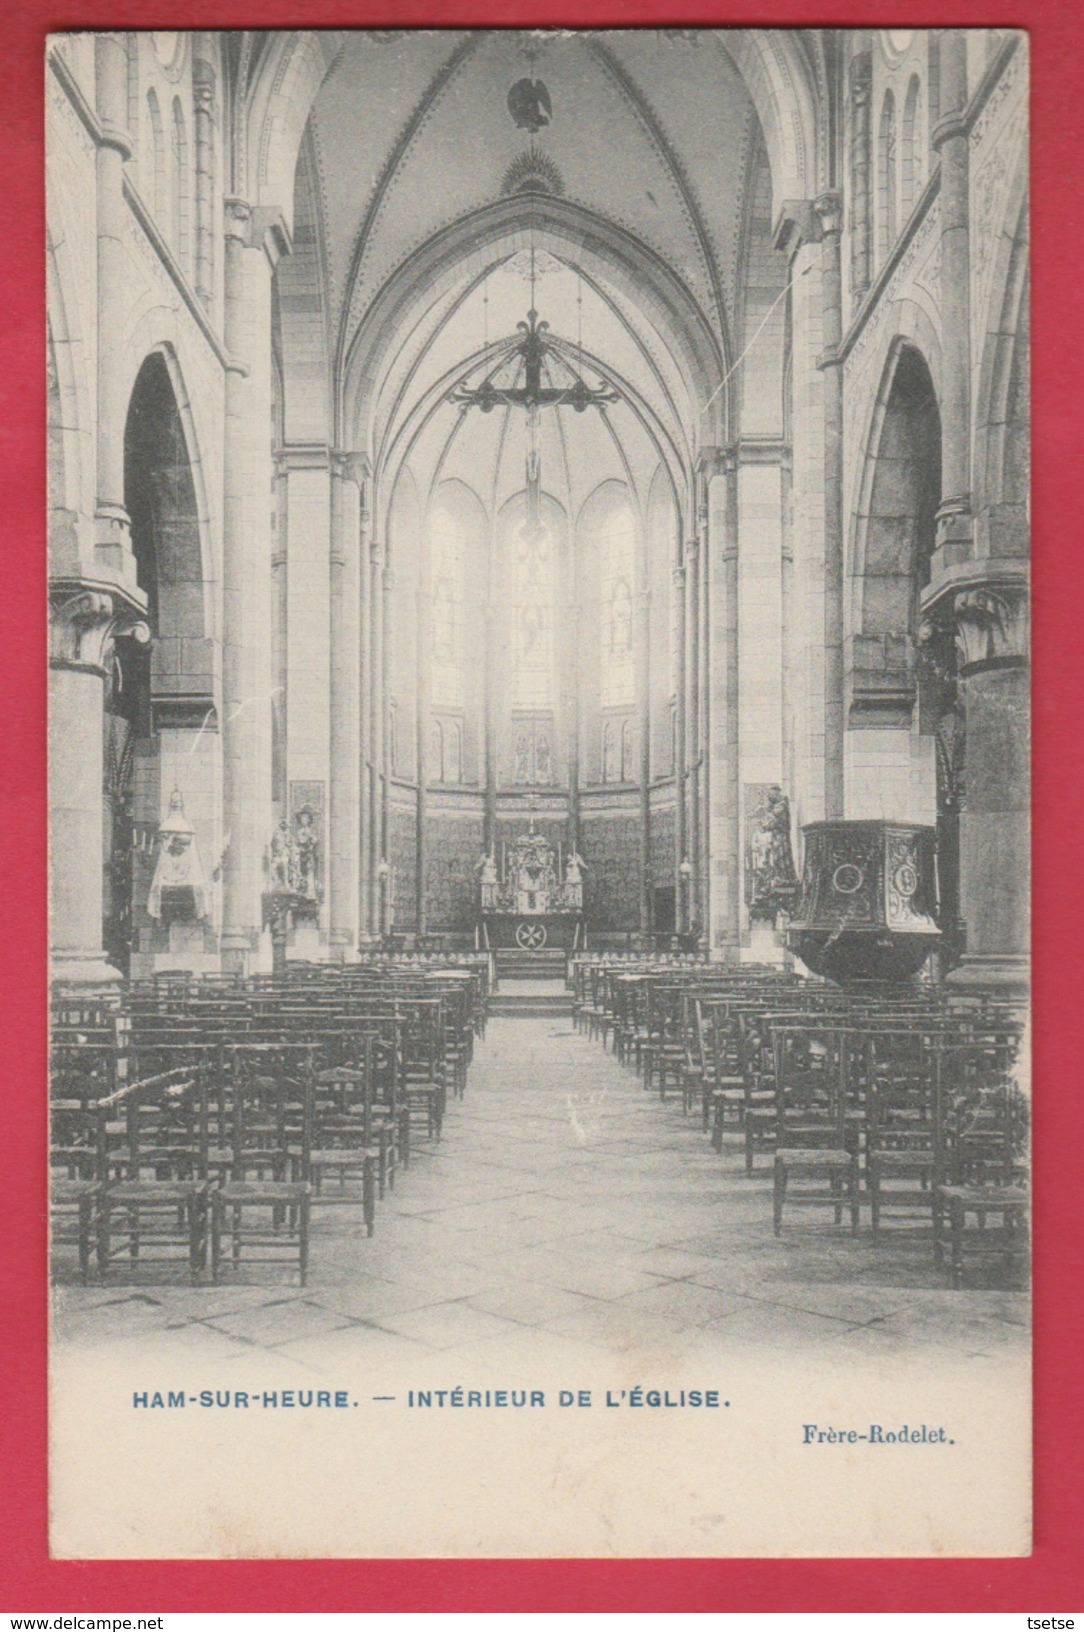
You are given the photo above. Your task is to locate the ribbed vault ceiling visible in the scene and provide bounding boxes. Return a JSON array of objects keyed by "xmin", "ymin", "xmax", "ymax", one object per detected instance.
[{"xmin": 281, "ymin": 29, "xmax": 787, "ymax": 530}]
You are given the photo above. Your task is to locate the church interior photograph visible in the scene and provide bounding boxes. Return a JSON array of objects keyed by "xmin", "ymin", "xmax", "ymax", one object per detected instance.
[{"xmin": 47, "ymin": 28, "xmax": 1029, "ymax": 1356}]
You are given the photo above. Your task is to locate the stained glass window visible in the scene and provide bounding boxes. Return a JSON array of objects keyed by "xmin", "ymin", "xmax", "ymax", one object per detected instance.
[
  {"xmin": 429, "ymin": 510, "xmax": 462, "ymax": 706},
  {"xmin": 509, "ymin": 515, "xmax": 556, "ymax": 709},
  {"xmin": 601, "ymin": 506, "xmax": 636, "ymax": 707}
]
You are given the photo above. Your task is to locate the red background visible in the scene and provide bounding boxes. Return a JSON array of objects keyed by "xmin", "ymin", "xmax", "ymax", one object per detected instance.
[{"xmin": 4, "ymin": 0, "xmax": 1081, "ymax": 1611}]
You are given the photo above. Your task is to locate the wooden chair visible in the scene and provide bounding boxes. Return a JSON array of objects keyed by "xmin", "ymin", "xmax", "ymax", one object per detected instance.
[
  {"xmin": 50, "ymin": 1099, "xmax": 104, "ymax": 1283},
  {"xmin": 97, "ymin": 1068, "xmax": 210, "ymax": 1284},
  {"xmin": 864, "ymin": 1026, "xmax": 940, "ymax": 1237},
  {"xmin": 210, "ymin": 1055, "xmax": 312, "ymax": 1285},
  {"xmin": 933, "ymin": 1039, "xmax": 1029, "ymax": 1288},
  {"xmin": 398, "ymin": 998, "xmax": 446, "ymax": 1141},
  {"xmin": 307, "ymin": 1042, "xmax": 380, "ymax": 1238},
  {"xmin": 771, "ymin": 1025, "xmax": 861, "ymax": 1236},
  {"xmin": 701, "ymin": 1000, "xmax": 749, "ymax": 1146}
]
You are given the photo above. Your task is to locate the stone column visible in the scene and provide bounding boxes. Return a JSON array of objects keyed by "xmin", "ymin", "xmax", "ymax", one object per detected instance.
[
  {"xmin": 705, "ymin": 448, "xmax": 741, "ymax": 959},
  {"xmin": 685, "ymin": 538, "xmax": 701, "ymax": 933},
  {"xmin": 567, "ymin": 606, "xmax": 582, "ymax": 855},
  {"xmin": 673, "ymin": 556, "xmax": 688, "ymax": 926},
  {"xmin": 848, "ymin": 34, "xmax": 873, "ymax": 306},
  {"xmin": 636, "ymin": 586, "xmax": 652, "ymax": 935},
  {"xmin": 49, "ymin": 590, "xmax": 149, "ymax": 985},
  {"xmin": 220, "ymin": 199, "xmax": 289, "ymax": 974},
  {"xmin": 192, "ymin": 48, "xmax": 216, "ymax": 311},
  {"xmin": 775, "ymin": 201, "xmax": 829, "ymax": 830},
  {"xmin": 932, "ymin": 29, "xmax": 973, "ymax": 568},
  {"xmin": 357, "ymin": 489, "xmax": 372, "ymax": 940},
  {"xmin": 329, "ymin": 452, "xmax": 364, "ymax": 960},
  {"xmin": 483, "ymin": 599, "xmax": 498, "ymax": 854},
  {"xmin": 415, "ymin": 577, "xmax": 431, "ymax": 936},
  {"xmin": 696, "ymin": 477, "xmax": 712, "ymax": 938},
  {"xmin": 93, "ymin": 33, "xmax": 137, "ymax": 584},
  {"xmin": 367, "ymin": 540, "xmax": 385, "ymax": 936},
  {"xmin": 379, "ymin": 563, "xmax": 393, "ymax": 935},
  {"xmin": 954, "ymin": 586, "xmax": 1028, "ymax": 986},
  {"xmin": 816, "ymin": 190, "xmax": 846, "ymax": 818},
  {"xmin": 482, "ymin": 515, "xmax": 499, "ymax": 855}
]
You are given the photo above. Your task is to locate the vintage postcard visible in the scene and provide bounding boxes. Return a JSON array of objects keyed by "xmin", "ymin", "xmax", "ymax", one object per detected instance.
[{"xmin": 46, "ymin": 26, "xmax": 1030, "ymax": 1559}]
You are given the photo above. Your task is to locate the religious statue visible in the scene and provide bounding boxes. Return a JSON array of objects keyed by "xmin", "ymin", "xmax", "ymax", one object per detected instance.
[
  {"xmin": 294, "ymin": 806, "xmax": 321, "ymax": 902},
  {"xmin": 269, "ymin": 820, "xmax": 294, "ymax": 892},
  {"xmin": 535, "ymin": 730, "xmax": 552, "ymax": 784},
  {"xmin": 745, "ymin": 785, "xmax": 799, "ymax": 923},
  {"xmin": 514, "ymin": 731, "xmax": 532, "ymax": 785},
  {"xmin": 564, "ymin": 848, "xmax": 585, "ymax": 909},
  {"xmin": 147, "ymin": 790, "xmax": 208, "ymax": 921},
  {"xmin": 479, "ymin": 852, "xmax": 499, "ymax": 912}
]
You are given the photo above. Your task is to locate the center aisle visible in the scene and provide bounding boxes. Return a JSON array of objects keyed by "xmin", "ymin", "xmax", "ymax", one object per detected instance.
[
  {"xmin": 268, "ymin": 1010, "xmax": 1025, "ymax": 1370},
  {"xmin": 54, "ymin": 1012, "xmax": 1026, "ymax": 1368}
]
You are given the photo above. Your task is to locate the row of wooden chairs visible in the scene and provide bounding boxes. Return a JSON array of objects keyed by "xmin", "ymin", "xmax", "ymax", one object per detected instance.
[
  {"xmin": 574, "ymin": 958, "xmax": 1028, "ymax": 1288},
  {"xmin": 50, "ymin": 956, "xmax": 490, "ymax": 1284}
]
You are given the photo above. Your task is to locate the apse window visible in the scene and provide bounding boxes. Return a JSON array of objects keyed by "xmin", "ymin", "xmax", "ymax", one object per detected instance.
[
  {"xmin": 601, "ymin": 505, "xmax": 636, "ymax": 709},
  {"xmin": 429, "ymin": 509, "xmax": 462, "ymax": 708},
  {"xmin": 509, "ymin": 516, "xmax": 556, "ymax": 710}
]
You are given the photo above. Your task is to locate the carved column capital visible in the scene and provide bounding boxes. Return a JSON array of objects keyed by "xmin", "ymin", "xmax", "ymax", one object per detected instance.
[
  {"xmin": 696, "ymin": 444, "xmax": 732, "ymax": 482},
  {"xmin": 50, "ymin": 583, "xmax": 150, "ymax": 675},
  {"xmin": 223, "ymin": 195, "xmax": 252, "ymax": 241},
  {"xmin": 814, "ymin": 189, "xmax": 843, "ymax": 238},
  {"xmin": 953, "ymin": 583, "xmax": 1029, "ymax": 674},
  {"xmin": 772, "ymin": 199, "xmax": 822, "ymax": 260},
  {"xmin": 848, "ymin": 48, "xmax": 872, "ymax": 108},
  {"xmin": 331, "ymin": 450, "xmax": 370, "ymax": 489},
  {"xmin": 192, "ymin": 58, "xmax": 216, "ymax": 114},
  {"xmin": 224, "ymin": 198, "xmax": 291, "ymax": 268}
]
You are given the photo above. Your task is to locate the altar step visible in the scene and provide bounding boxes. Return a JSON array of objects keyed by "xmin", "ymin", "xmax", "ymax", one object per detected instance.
[
  {"xmin": 494, "ymin": 948, "xmax": 568, "ymax": 981},
  {"xmin": 489, "ymin": 978, "xmax": 573, "ymax": 1019}
]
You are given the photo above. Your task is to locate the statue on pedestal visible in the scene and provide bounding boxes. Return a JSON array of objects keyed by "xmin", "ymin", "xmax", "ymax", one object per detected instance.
[
  {"xmin": 563, "ymin": 848, "xmax": 585, "ymax": 909},
  {"xmin": 147, "ymin": 790, "xmax": 208, "ymax": 921},
  {"xmin": 479, "ymin": 852, "xmax": 499, "ymax": 912},
  {"xmin": 745, "ymin": 784, "xmax": 798, "ymax": 924}
]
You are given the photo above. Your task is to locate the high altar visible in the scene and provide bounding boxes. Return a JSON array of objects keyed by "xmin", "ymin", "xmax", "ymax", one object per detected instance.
[{"xmin": 479, "ymin": 832, "xmax": 585, "ymax": 951}]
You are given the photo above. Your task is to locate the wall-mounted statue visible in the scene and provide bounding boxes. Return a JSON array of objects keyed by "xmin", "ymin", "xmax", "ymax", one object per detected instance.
[
  {"xmin": 745, "ymin": 784, "xmax": 799, "ymax": 923},
  {"xmin": 478, "ymin": 852, "xmax": 499, "ymax": 912},
  {"xmin": 563, "ymin": 848, "xmax": 585, "ymax": 909},
  {"xmin": 294, "ymin": 805, "xmax": 321, "ymax": 902},
  {"xmin": 147, "ymin": 789, "xmax": 208, "ymax": 921}
]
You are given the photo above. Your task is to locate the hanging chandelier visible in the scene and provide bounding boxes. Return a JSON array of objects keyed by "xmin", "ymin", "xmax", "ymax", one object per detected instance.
[{"xmin": 448, "ymin": 304, "xmax": 619, "ymax": 415}]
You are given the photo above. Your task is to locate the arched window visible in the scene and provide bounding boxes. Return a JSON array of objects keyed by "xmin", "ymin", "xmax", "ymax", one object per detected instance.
[
  {"xmin": 901, "ymin": 75, "xmax": 922, "ymax": 219},
  {"xmin": 146, "ymin": 89, "xmax": 166, "ymax": 222},
  {"xmin": 509, "ymin": 513, "xmax": 556, "ymax": 709},
  {"xmin": 444, "ymin": 719, "xmax": 462, "ymax": 784},
  {"xmin": 620, "ymin": 718, "xmax": 634, "ymax": 783},
  {"xmin": 602, "ymin": 721, "xmax": 619, "ymax": 784},
  {"xmin": 171, "ymin": 97, "xmax": 191, "ymax": 271},
  {"xmin": 600, "ymin": 504, "xmax": 636, "ymax": 707},
  {"xmin": 877, "ymin": 90, "xmax": 898, "ymax": 263},
  {"xmin": 429, "ymin": 718, "xmax": 443, "ymax": 783},
  {"xmin": 429, "ymin": 508, "xmax": 462, "ymax": 706},
  {"xmin": 388, "ymin": 698, "xmax": 399, "ymax": 776}
]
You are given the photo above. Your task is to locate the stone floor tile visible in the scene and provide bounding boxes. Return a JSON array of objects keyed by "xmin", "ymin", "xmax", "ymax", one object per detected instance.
[
  {"xmin": 208, "ymin": 1300, "xmax": 357, "ymax": 1348},
  {"xmin": 52, "ymin": 1008, "xmax": 1029, "ymax": 1367},
  {"xmin": 370, "ymin": 1300, "xmax": 527, "ymax": 1352}
]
